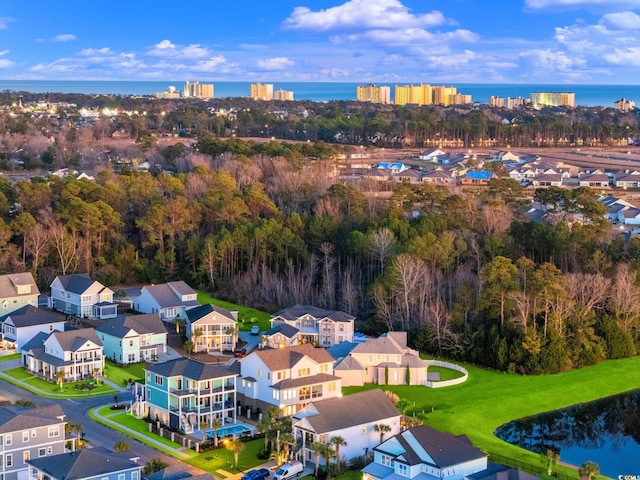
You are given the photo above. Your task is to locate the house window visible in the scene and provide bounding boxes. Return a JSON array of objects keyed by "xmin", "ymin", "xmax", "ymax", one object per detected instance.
[
  {"xmin": 128, "ymin": 354, "xmax": 136, "ymax": 363},
  {"xmin": 81, "ymin": 295, "xmax": 91, "ymax": 302},
  {"xmin": 147, "ymin": 372, "xmax": 151, "ymax": 382},
  {"xmin": 5, "ymin": 434, "xmax": 11, "ymax": 445},
  {"xmin": 23, "ymin": 451, "xmax": 29, "ymax": 462},
  {"xmin": 129, "ymin": 340, "xmax": 134, "ymax": 347},
  {"xmin": 22, "ymin": 431, "xmax": 29, "ymax": 442},
  {"xmin": 339, "ymin": 324, "xmax": 344, "ymax": 332},
  {"xmin": 155, "ymin": 375, "xmax": 164, "ymax": 386},
  {"xmin": 328, "ymin": 382, "xmax": 336, "ymax": 392},
  {"xmin": 6, "ymin": 454, "xmax": 12, "ymax": 467},
  {"xmin": 362, "ymin": 427, "xmax": 367, "ymax": 433},
  {"xmin": 277, "ymin": 371, "xmax": 286, "ymax": 380},
  {"xmin": 381, "ymin": 455, "xmax": 392, "ymax": 467},
  {"xmin": 258, "ymin": 369, "xmax": 262, "ymax": 377},
  {"xmin": 119, "ymin": 474, "xmax": 125, "ymax": 480},
  {"xmin": 31, "ymin": 430, "xmax": 36, "ymax": 437},
  {"xmin": 267, "ymin": 372, "xmax": 270, "ymax": 380},
  {"xmin": 132, "ymin": 472, "xmax": 139, "ymax": 480},
  {"xmin": 48, "ymin": 426, "xmax": 59, "ymax": 437},
  {"xmin": 320, "ymin": 364, "xmax": 328, "ymax": 373},
  {"xmin": 397, "ymin": 464, "xmax": 408, "ymax": 476},
  {"xmin": 297, "ymin": 368, "xmax": 310, "ymax": 377},
  {"xmin": 273, "ymin": 390, "xmax": 280, "ymax": 400},
  {"xmin": 38, "ymin": 448, "xmax": 46, "ymax": 457}
]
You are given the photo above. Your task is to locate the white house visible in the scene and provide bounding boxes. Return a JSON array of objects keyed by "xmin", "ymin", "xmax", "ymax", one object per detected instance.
[
  {"xmin": 270, "ymin": 305, "xmax": 355, "ymax": 347},
  {"xmin": 237, "ymin": 343, "xmax": 341, "ymax": 417},
  {"xmin": 22, "ymin": 328, "xmax": 103, "ymax": 383},
  {"xmin": 96, "ymin": 313, "xmax": 167, "ymax": 364},
  {"xmin": 185, "ymin": 304, "xmax": 237, "ymax": 353},
  {"xmin": 131, "ymin": 281, "xmax": 200, "ymax": 322},
  {"xmin": 1, "ymin": 305, "xmax": 65, "ymax": 351},
  {"xmin": 0, "ymin": 272, "xmax": 40, "ymax": 316},
  {"xmin": 362, "ymin": 425, "xmax": 488, "ymax": 480},
  {"xmin": 418, "ymin": 148, "xmax": 446, "ymax": 162},
  {"xmin": 293, "ymin": 389, "xmax": 402, "ymax": 467},
  {"xmin": 262, "ymin": 324, "xmax": 301, "ymax": 349},
  {"xmin": 49, "ymin": 274, "xmax": 116, "ymax": 319}
]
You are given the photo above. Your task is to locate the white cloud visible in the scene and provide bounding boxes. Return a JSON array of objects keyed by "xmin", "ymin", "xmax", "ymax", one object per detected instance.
[
  {"xmin": 604, "ymin": 46, "xmax": 640, "ymax": 64},
  {"xmin": 525, "ymin": 0, "xmax": 640, "ymax": 8},
  {"xmin": 182, "ymin": 44, "xmax": 210, "ymax": 59},
  {"xmin": 338, "ymin": 27, "xmax": 477, "ymax": 47},
  {"xmin": 600, "ymin": 11, "xmax": 640, "ymax": 28},
  {"xmin": 79, "ymin": 47, "xmax": 112, "ymax": 56},
  {"xmin": 256, "ymin": 57, "xmax": 295, "ymax": 70},
  {"xmin": 519, "ymin": 48, "xmax": 586, "ymax": 71},
  {"xmin": 194, "ymin": 56, "xmax": 227, "ymax": 71},
  {"xmin": 284, "ymin": 0, "xmax": 446, "ymax": 31},
  {"xmin": 0, "ymin": 55, "xmax": 14, "ymax": 68},
  {"xmin": 0, "ymin": 17, "xmax": 14, "ymax": 29},
  {"xmin": 426, "ymin": 50, "xmax": 477, "ymax": 68},
  {"xmin": 51, "ymin": 34, "xmax": 77, "ymax": 42}
]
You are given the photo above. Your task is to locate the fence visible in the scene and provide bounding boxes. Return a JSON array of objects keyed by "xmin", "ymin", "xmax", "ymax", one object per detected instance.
[
  {"xmin": 488, "ymin": 452, "xmax": 578, "ymax": 480},
  {"xmin": 423, "ymin": 360, "xmax": 468, "ymax": 388}
]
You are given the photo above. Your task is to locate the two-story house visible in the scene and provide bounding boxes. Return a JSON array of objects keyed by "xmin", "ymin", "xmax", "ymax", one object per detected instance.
[
  {"xmin": 185, "ymin": 304, "xmax": 237, "ymax": 353},
  {"xmin": 0, "ymin": 404, "xmax": 70, "ymax": 480},
  {"xmin": 237, "ymin": 343, "xmax": 341, "ymax": 417},
  {"xmin": 142, "ymin": 358, "xmax": 237, "ymax": 435},
  {"xmin": 270, "ymin": 305, "xmax": 355, "ymax": 347},
  {"xmin": 96, "ymin": 314, "xmax": 167, "ymax": 364},
  {"xmin": 362, "ymin": 425, "xmax": 487, "ymax": 480},
  {"xmin": 49, "ymin": 274, "xmax": 117, "ymax": 319},
  {"xmin": 27, "ymin": 447, "xmax": 142, "ymax": 480},
  {"xmin": 0, "ymin": 273, "xmax": 40, "ymax": 317},
  {"xmin": 131, "ymin": 282, "xmax": 200, "ymax": 323},
  {"xmin": 262, "ymin": 324, "xmax": 300, "ymax": 350},
  {"xmin": 293, "ymin": 389, "xmax": 401, "ymax": 467},
  {"xmin": 22, "ymin": 328, "xmax": 103, "ymax": 383},
  {"xmin": 1, "ymin": 306, "xmax": 65, "ymax": 351},
  {"xmin": 333, "ymin": 332, "xmax": 431, "ymax": 387}
]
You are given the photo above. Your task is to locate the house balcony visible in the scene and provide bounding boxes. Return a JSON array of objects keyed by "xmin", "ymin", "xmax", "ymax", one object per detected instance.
[
  {"xmin": 140, "ymin": 343, "xmax": 163, "ymax": 351},
  {"xmin": 170, "ymin": 388, "xmax": 197, "ymax": 396},
  {"xmin": 169, "ymin": 405, "xmax": 200, "ymax": 413},
  {"xmin": 72, "ymin": 355, "xmax": 102, "ymax": 363}
]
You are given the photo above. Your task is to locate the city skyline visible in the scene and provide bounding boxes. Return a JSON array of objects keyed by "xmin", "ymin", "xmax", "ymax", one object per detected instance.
[{"xmin": 1, "ymin": 0, "xmax": 640, "ymax": 84}]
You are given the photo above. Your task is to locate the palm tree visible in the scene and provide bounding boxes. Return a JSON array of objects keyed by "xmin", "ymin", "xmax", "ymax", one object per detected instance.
[
  {"xmin": 226, "ymin": 326, "xmax": 239, "ymax": 351},
  {"xmin": 73, "ymin": 424, "xmax": 83, "ymax": 448},
  {"xmin": 279, "ymin": 432, "xmax": 296, "ymax": 462},
  {"xmin": 541, "ymin": 449, "xmax": 559, "ymax": 476},
  {"xmin": 192, "ymin": 327, "xmax": 203, "ymax": 352},
  {"xmin": 211, "ymin": 418, "xmax": 221, "ymax": 447},
  {"xmin": 579, "ymin": 461, "xmax": 599, "ymax": 480},
  {"xmin": 55, "ymin": 370, "xmax": 66, "ymax": 390},
  {"xmin": 183, "ymin": 340, "xmax": 195, "ymax": 358},
  {"xmin": 257, "ymin": 414, "xmax": 273, "ymax": 451},
  {"xmin": 225, "ymin": 437, "xmax": 245, "ymax": 469},
  {"xmin": 92, "ymin": 367, "xmax": 100, "ymax": 385},
  {"xmin": 318, "ymin": 444, "xmax": 334, "ymax": 479},
  {"xmin": 373, "ymin": 424, "xmax": 391, "ymax": 444},
  {"xmin": 309, "ymin": 441, "xmax": 324, "ymax": 477},
  {"xmin": 330, "ymin": 436, "xmax": 347, "ymax": 468},
  {"xmin": 173, "ymin": 316, "xmax": 185, "ymax": 334}
]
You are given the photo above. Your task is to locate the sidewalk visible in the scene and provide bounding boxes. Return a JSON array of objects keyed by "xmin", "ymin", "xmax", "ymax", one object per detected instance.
[{"xmin": 90, "ymin": 405, "xmax": 191, "ymax": 459}]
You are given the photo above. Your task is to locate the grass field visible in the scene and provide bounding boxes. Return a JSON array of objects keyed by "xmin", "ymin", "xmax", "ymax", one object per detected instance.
[
  {"xmin": 1, "ymin": 367, "xmax": 117, "ymax": 397},
  {"xmin": 344, "ymin": 356, "xmax": 640, "ymax": 476},
  {"xmin": 427, "ymin": 365, "xmax": 466, "ymax": 382},
  {"xmin": 197, "ymin": 291, "xmax": 272, "ymax": 332},
  {"xmin": 0, "ymin": 353, "xmax": 20, "ymax": 363},
  {"xmin": 104, "ymin": 360, "xmax": 146, "ymax": 387}
]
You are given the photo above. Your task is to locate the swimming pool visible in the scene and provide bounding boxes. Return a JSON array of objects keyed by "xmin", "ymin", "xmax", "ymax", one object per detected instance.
[{"xmin": 207, "ymin": 423, "xmax": 253, "ymax": 439}]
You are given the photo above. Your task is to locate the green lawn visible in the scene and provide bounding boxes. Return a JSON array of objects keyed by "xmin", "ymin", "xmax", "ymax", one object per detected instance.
[
  {"xmin": 0, "ymin": 353, "xmax": 20, "ymax": 363},
  {"xmin": 428, "ymin": 365, "xmax": 465, "ymax": 382},
  {"xmin": 197, "ymin": 291, "xmax": 272, "ymax": 332},
  {"xmin": 344, "ymin": 356, "xmax": 640, "ymax": 477},
  {"xmin": 104, "ymin": 360, "xmax": 146, "ymax": 387},
  {"xmin": 90, "ymin": 406, "xmax": 265, "ymax": 477},
  {"xmin": 1, "ymin": 367, "xmax": 117, "ymax": 398}
]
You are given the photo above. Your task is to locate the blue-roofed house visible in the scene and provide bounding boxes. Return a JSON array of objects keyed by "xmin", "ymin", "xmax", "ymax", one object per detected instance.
[
  {"xmin": 261, "ymin": 323, "xmax": 300, "ymax": 349},
  {"xmin": 362, "ymin": 425, "xmax": 487, "ymax": 480},
  {"xmin": 1, "ymin": 305, "xmax": 65, "ymax": 351},
  {"xmin": 140, "ymin": 358, "xmax": 238, "ymax": 435},
  {"xmin": 131, "ymin": 281, "xmax": 200, "ymax": 323},
  {"xmin": 185, "ymin": 304, "xmax": 237, "ymax": 353},
  {"xmin": 49, "ymin": 274, "xmax": 117, "ymax": 319},
  {"xmin": 96, "ymin": 313, "xmax": 167, "ymax": 364},
  {"xmin": 377, "ymin": 162, "xmax": 408, "ymax": 174},
  {"xmin": 460, "ymin": 171, "xmax": 493, "ymax": 185}
]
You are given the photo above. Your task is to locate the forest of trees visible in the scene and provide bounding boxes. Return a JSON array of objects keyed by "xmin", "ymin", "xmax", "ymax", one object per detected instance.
[{"xmin": 2, "ymin": 93, "xmax": 640, "ymax": 375}]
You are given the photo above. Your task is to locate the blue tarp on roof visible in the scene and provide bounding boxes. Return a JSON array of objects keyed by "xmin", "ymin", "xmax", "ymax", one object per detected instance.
[{"xmin": 465, "ymin": 171, "xmax": 493, "ymax": 180}]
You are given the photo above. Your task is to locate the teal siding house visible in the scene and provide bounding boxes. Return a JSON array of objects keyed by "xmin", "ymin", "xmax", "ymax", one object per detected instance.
[
  {"xmin": 96, "ymin": 314, "xmax": 167, "ymax": 364},
  {"xmin": 140, "ymin": 358, "xmax": 238, "ymax": 435}
]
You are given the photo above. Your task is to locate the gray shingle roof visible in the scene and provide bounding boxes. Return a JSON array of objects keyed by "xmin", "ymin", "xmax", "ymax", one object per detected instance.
[
  {"xmin": 0, "ymin": 305, "xmax": 63, "ymax": 327},
  {"xmin": 53, "ymin": 273, "xmax": 98, "ymax": 294},
  {"xmin": 146, "ymin": 358, "xmax": 235, "ymax": 381},
  {"xmin": 249, "ymin": 344, "xmax": 334, "ymax": 371},
  {"xmin": 96, "ymin": 313, "xmax": 166, "ymax": 338},
  {"xmin": 186, "ymin": 304, "xmax": 236, "ymax": 323},
  {"xmin": 146, "ymin": 467, "xmax": 215, "ymax": 480},
  {"xmin": 271, "ymin": 372, "xmax": 340, "ymax": 390},
  {"xmin": 49, "ymin": 328, "xmax": 102, "ymax": 351},
  {"xmin": 142, "ymin": 283, "xmax": 199, "ymax": 309},
  {"xmin": 0, "ymin": 404, "xmax": 66, "ymax": 434},
  {"xmin": 21, "ymin": 331, "xmax": 49, "ymax": 353},
  {"xmin": 379, "ymin": 425, "xmax": 485, "ymax": 468},
  {"xmin": 0, "ymin": 272, "xmax": 39, "ymax": 298},
  {"xmin": 28, "ymin": 448, "xmax": 140, "ymax": 480},
  {"xmin": 264, "ymin": 323, "xmax": 299, "ymax": 339},
  {"xmin": 334, "ymin": 356, "xmax": 364, "ymax": 371},
  {"xmin": 272, "ymin": 305, "xmax": 355, "ymax": 322},
  {"xmin": 294, "ymin": 389, "xmax": 399, "ymax": 434},
  {"xmin": 351, "ymin": 336, "xmax": 403, "ymax": 355}
]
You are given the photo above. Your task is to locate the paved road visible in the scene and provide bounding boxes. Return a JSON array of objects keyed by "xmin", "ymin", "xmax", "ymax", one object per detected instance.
[{"xmin": 0, "ymin": 358, "xmax": 206, "ymax": 476}]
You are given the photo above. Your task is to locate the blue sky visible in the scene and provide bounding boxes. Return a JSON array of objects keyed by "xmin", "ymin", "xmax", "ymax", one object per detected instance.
[{"xmin": 2, "ymin": 0, "xmax": 640, "ymax": 83}]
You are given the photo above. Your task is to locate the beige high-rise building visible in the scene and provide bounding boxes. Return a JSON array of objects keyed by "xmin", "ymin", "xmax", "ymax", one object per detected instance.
[
  {"xmin": 183, "ymin": 81, "xmax": 214, "ymax": 98},
  {"xmin": 450, "ymin": 93, "xmax": 472, "ymax": 105},
  {"xmin": 489, "ymin": 96, "xmax": 505, "ymax": 108},
  {"xmin": 432, "ymin": 86, "xmax": 457, "ymax": 106},
  {"xmin": 531, "ymin": 92, "xmax": 575, "ymax": 108},
  {"xmin": 614, "ymin": 98, "xmax": 635, "ymax": 112},
  {"xmin": 251, "ymin": 83, "xmax": 274, "ymax": 101},
  {"xmin": 356, "ymin": 84, "xmax": 391, "ymax": 104},
  {"xmin": 507, "ymin": 97, "xmax": 527, "ymax": 109},
  {"xmin": 274, "ymin": 89, "xmax": 294, "ymax": 101}
]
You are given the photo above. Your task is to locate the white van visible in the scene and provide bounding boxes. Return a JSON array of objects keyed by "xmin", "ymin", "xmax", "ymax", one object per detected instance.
[{"xmin": 273, "ymin": 462, "xmax": 303, "ymax": 480}]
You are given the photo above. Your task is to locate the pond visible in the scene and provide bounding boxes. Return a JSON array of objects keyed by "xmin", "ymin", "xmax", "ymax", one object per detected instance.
[{"xmin": 495, "ymin": 389, "xmax": 640, "ymax": 478}]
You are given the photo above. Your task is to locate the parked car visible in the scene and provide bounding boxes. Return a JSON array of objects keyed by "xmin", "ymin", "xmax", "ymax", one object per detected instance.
[
  {"xmin": 234, "ymin": 348, "xmax": 247, "ymax": 358},
  {"xmin": 273, "ymin": 462, "xmax": 303, "ymax": 480},
  {"xmin": 242, "ymin": 469, "xmax": 270, "ymax": 480},
  {"xmin": 251, "ymin": 325, "xmax": 260, "ymax": 335}
]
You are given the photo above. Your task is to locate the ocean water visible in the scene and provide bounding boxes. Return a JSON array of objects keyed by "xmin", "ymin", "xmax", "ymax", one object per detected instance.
[{"xmin": 0, "ymin": 80, "xmax": 638, "ymax": 108}]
